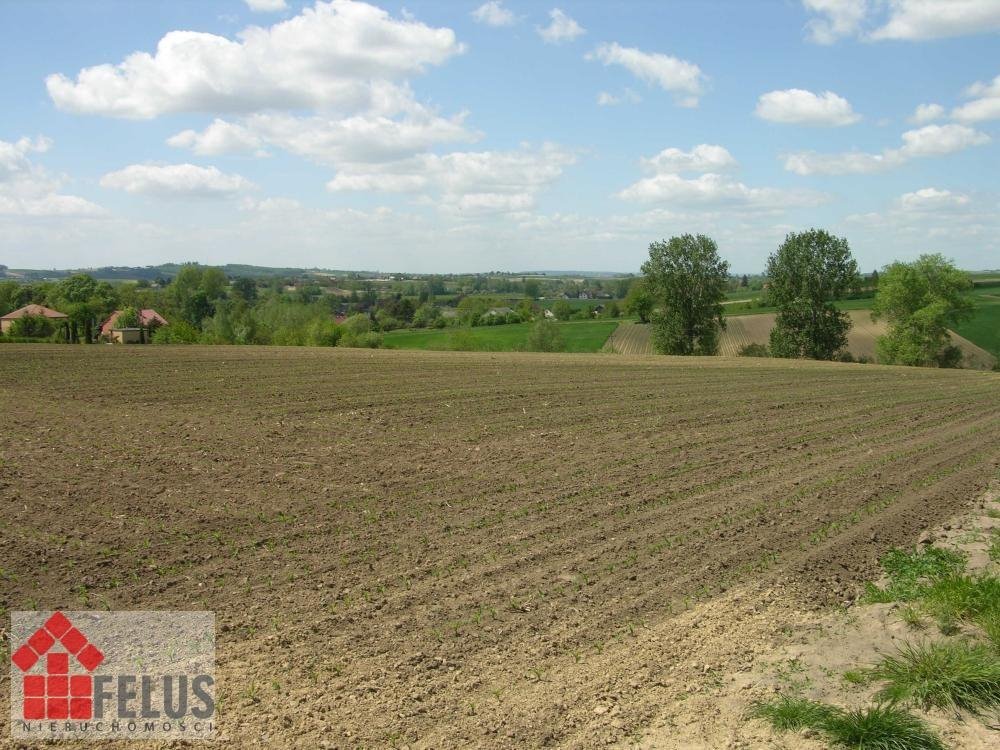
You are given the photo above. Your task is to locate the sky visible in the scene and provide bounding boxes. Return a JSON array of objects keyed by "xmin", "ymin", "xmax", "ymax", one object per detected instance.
[{"xmin": 1, "ymin": 0, "xmax": 999, "ymax": 274}]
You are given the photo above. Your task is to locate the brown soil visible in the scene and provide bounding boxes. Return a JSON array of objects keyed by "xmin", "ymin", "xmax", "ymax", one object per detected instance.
[{"xmin": 1, "ymin": 345, "xmax": 999, "ymax": 748}]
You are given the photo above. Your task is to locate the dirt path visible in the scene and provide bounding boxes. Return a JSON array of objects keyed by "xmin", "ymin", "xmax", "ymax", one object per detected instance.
[{"xmin": 1, "ymin": 346, "xmax": 998, "ymax": 748}]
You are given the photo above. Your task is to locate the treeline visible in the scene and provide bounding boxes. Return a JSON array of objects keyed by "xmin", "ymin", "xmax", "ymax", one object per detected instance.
[
  {"xmin": 636, "ymin": 230, "xmax": 978, "ymax": 368},
  {"xmin": 0, "ymin": 265, "xmax": 618, "ymax": 348}
]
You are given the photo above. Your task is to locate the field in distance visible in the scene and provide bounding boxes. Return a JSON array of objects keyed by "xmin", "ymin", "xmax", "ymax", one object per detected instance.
[
  {"xmin": 2, "ymin": 345, "xmax": 998, "ymax": 747},
  {"xmin": 606, "ymin": 309, "xmax": 998, "ymax": 368},
  {"xmin": 383, "ymin": 318, "xmax": 618, "ymax": 352}
]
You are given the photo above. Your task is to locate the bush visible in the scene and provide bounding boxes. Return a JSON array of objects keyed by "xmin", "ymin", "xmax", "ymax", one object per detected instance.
[
  {"xmin": 338, "ymin": 316, "xmax": 382, "ymax": 348},
  {"xmin": 151, "ymin": 321, "xmax": 200, "ymax": 344},
  {"xmin": 307, "ymin": 318, "xmax": 342, "ymax": 347},
  {"xmin": 9, "ymin": 314, "xmax": 56, "ymax": 339},
  {"xmin": 523, "ymin": 319, "xmax": 566, "ymax": 352},
  {"xmin": 738, "ymin": 343, "xmax": 770, "ymax": 358}
]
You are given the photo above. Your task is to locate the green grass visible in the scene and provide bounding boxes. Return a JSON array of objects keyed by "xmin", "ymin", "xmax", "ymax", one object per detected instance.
[
  {"xmin": 922, "ymin": 574, "xmax": 1000, "ymax": 646},
  {"xmin": 862, "ymin": 547, "xmax": 967, "ymax": 604},
  {"xmin": 821, "ymin": 704, "xmax": 945, "ymax": 750},
  {"xmin": 870, "ymin": 640, "xmax": 1000, "ymax": 716},
  {"xmin": 951, "ymin": 298, "xmax": 1000, "ymax": 359},
  {"xmin": 751, "ymin": 696, "xmax": 944, "ymax": 750},
  {"xmin": 381, "ymin": 319, "xmax": 619, "ymax": 353},
  {"xmin": 749, "ymin": 695, "xmax": 835, "ymax": 730}
]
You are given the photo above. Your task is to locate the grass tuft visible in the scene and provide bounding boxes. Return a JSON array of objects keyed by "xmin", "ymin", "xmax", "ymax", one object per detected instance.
[
  {"xmin": 821, "ymin": 704, "xmax": 945, "ymax": 750},
  {"xmin": 751, "ymin": 696, "xmax": 945, "ymax": 749},
  {"xmin": 863, "ymin": 547, "xmax": 966, "ymax": 603},
  {"xmin": 923, "ymin": 573, "xmax": 1000, "ymax": 646},
  {"xmin": 748, "ymin": 695, "xmax": 835, "ymax": 731},
  {"xmin": 870, "ymin": 640, "xmax": 1000, "ymax": 716}
]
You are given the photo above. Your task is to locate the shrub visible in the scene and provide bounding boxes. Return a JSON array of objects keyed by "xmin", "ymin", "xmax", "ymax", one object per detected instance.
[
  {"xmin": 9, "ymin": 314, "xmax": 56, "ymax": 339},
  {"xmin": 151, "ymin": 321, "xmax": 200, "ymax": 344},
  {"xmin": 523, "ymin": 319, "xmax": 566, "ymax": 352},
  {"xmin": 738, "ymin": 343, "xmax": 770, "ymax": 358}
]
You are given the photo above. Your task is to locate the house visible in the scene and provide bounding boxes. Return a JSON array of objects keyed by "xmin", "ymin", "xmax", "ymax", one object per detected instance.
[
  {"xmin": 0, "ymin": 304, "xmax": 68, "ymax": 334},
  {"xmin": 543, "ymin": 308, "xmax": 556, "ymax": 319},
  {"xmin": 99, "ymin": 309, "xmax": 168, "ymax": 344}
]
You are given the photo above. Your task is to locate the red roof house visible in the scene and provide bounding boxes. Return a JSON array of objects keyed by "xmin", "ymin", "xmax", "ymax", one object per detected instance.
[
  {"xmin": 99, "ymin": 309, "xmax": 168, "ymax": 336},
  {"xmin": 0, "ymin": 304, "xmax": 68, "ymax": 333}
]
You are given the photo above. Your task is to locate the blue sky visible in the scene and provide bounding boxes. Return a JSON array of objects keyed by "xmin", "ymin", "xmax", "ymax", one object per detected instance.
[{"xmin": 1, "ymin": 0, "xmax": 998, "ymax": 273}]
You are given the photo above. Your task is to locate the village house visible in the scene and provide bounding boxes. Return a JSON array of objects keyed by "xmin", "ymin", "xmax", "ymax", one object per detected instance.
[
  {"xmin": 99, "ymin": 309, "xmax": 168, "ymax": 344},
  {"xmin": 0, "ymin": 304, "xmax": 68, "ymax": 334}
]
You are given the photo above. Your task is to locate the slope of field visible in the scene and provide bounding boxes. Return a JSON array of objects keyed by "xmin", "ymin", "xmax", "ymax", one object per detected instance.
[
  {"xmin": 602, "ymin": 321, "xmax": 650, "ymax": 355},
  {"xmin": 383, "ymin": 319, "xmax": 617, "ymax": 353},
  {"xmin": 1, "ymin": 346, "xmax": 999, "ymax": 747},
  {"xmin": 952, "ymin": 294, "xmax": 1000, "ymax": 360},
  {"xmin": 610, "ymin": 312, "xmax": 997, "ymax": 368}
]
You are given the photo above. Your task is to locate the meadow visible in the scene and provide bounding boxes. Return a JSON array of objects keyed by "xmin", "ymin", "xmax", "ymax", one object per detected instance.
[{"xmin": 382, "ymin": 318, "xmax": 618, "ymax": 352}]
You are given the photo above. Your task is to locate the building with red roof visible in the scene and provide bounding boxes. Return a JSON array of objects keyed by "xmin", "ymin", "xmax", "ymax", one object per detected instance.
[{"xmin": 0, "ymin": 304, "xmax": 68, "ymax": 334}]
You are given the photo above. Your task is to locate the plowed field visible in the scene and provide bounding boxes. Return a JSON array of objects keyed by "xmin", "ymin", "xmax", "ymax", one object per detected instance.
[
  {"xmin": 608, "ymin": 312, "xmax": 997, "ymax": 368},
  {"xmin": 2, "ymin": 345, "xmax": 999, "ymax": 748}
]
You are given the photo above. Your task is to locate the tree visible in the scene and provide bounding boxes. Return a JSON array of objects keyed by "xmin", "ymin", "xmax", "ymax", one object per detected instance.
[
  {"xmin": 766, "ymin": 229, "xmax": 859, "ymax": 360},
  {"xmin": 872, "ymin": 254, "xmax": 973, "ymax": 368},
  {"xmin": 740, "ymin": 274, "xmax": 749, "ymax": 288},
  {"xmin": 551, "ymin": 299, "xmax": 574, "ymax": 321},
  {"xmin": 641, "ymin": 234, "xmax": 730, "ymax": 355},
  {"xmin": 623, "ymin": 278, "xmax": 653, "ymax": 323},
  {"xmin": 523, "ymin": 319, "xmax": 565, "ymax": 352},
  {"xmin": 200, "ymin": 267, "xmax": 228, "ymax": 300},
  {"xmin": 116, "ymin": 306, "xmax": 141, "ymax": 328},
  {"xmin": 523, "ymin": 278, "xmax": 541, "ymax": 299},
  {"xmin": 231, "ymin": 276, "xmax": 257, "ymax": 303}
]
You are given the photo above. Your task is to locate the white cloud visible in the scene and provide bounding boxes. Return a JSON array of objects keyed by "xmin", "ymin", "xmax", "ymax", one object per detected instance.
[
  {"xmin": 169, "ymin": 109, "xmax": 477, "ymax": 165},
  {"xmin": 167, "ymin": 119, "xmax": 268, "ymax": 156},
  {"xmin": 244, "ymin": 0, "xmax": 288, "ymax": 12},
  {"xmin": 596, "ymin": 89, "xmax": 641, "ymax": 106},
  {"xmin": 618, "ymin": 172, "xmax": 826, "ymax": 208},
  {"xmin": 803, "ymin": 0, "xmax": 1000, "ymax": 43},
  {"xmin": 755, "ymin": 88, "xmax": 861, "ymax": 126},
  {"xmin": 326, "ymin": 144, "xmax": 577, "ymax": 215},
  {"xmin": 802, "ymin": 0, "xmax": 869, "ymax": 44},
  {"xmin": 783, "ymin": 123, "xmax": 991, "ymax": 175},
  {"xmin": 472, "ymin": 2, "xmax": 516, "ymax": 27},
  {"xmin": 952, "ymin": 73, "xmax": 1000, "ymax": 122},
  {"xmin": 537, "ymin": 8, "xmax": 585, "ymax": 44},
  {"xmin": 908, "ymin": 102, "xmax": 944, "ymax": 124},
  {"xmin": 640, "ymin": 144, "xmax": 738, "ymax": 174},
  {"xmin": 0, "ymin": 136, "xmax": 105, "ymax": 217},
  {"xmin": 99, "ymin": 164, "xmax": 257, "ymax": 197},
  {"xmin": 587, "ymin": 42, "xmax": 707, "ymax": 107},
  {"xmin": 897, "ymin": 187, "xmax": 970, "ymax": 211},
  {"xmin": 46, "ymin": 0, "xmax": 465, "ymax": 119},
  {"xmin": 870, "ymin": 0, "xmax": 1000, "ymax": 41},
  {"xmin": 619, "ymin": 144, "xmax": 824, "ymax": 209}
]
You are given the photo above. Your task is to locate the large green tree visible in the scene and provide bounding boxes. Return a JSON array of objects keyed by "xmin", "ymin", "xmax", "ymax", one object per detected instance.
[
  {"xmin": 766, "ymin": 229, "xmax": 859, "ymax": 360},
  {"xmin": 623, "ymin": 277, "xmax": 653, "ymax": 323},
  {"xmin": 641, "ymin": 234, "xmax": 729, "ymax": 355},
  {"xmin": 871, "ymin": 254, "xmax": 973, "ymax": 368}
]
